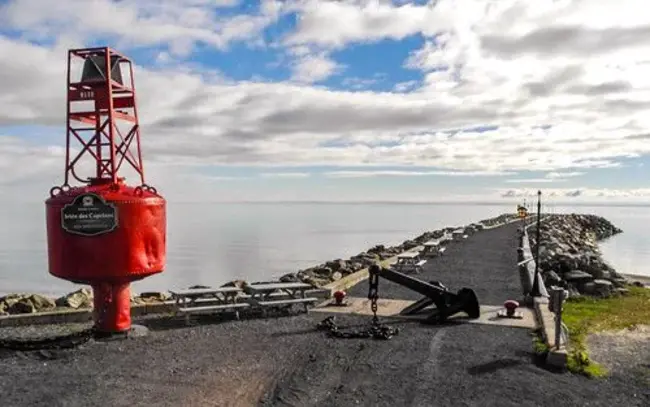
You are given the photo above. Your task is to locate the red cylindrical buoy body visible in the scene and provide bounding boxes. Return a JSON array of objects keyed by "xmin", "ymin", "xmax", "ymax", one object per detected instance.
[
  {"xmin": 46, "ymin": 182, "xmax": 166, "ymax": 284},
  {"xmin": 46, "ymin": 181, "xmax": 166, "ymax": 334}
]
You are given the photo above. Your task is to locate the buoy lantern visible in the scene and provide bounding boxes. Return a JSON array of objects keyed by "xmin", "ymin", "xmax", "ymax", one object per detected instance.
[
  {"xmin": 45, "ymin": 47, "xmax": 166, "ymax": 336},
  {"xmin": 517, "ymin": 205, "xmax": 528, "ymax": 219}
]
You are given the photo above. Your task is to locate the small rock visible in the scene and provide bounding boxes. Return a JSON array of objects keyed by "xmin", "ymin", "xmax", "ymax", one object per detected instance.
[
  {"xmin": 613, "ymin": 288, "xmax": 630, "ymax": 296},
  {"xmin": 303, "ymin": 276, "xmax": 329, "ymax": 288},
  {"xmin": 220, "ymin": 280, "xmax": 247, "ymax": 289},
  {"xmin": 331, "ymin": 271, "xmax": 343, "ymax": 281},
  {"xmin": 325, "ymin": 259, "xmax": 348, "ymax": 272},
  {"xmin": 279, "ymin": 273, "xmax": 299, "ymax": 283}
]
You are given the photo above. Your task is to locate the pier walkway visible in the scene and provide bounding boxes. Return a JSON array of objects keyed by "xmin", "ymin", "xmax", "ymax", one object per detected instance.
[
  {"xmin": 262, "ymin": 222, "xmax": 647, "ymax": 407},
  {"xmin": 1, "ymin": 223, "xmax": 647, "ymax": 407}
]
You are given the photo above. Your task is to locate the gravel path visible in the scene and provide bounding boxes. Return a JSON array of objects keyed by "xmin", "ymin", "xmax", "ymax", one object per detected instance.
[
  {"xmin": 1, "ymin": 222, "xmax": 648, "ymax": 407},
  {"xmin": 0, "ymin": 312, "xmax": 320, "ymax": 407},
  {"xmin": 588, "ymin": 325, "xmax": 650, "ymax": 387},
  {"xmin": 346, "ymin": 221, "xmax": 524, "ymax": 305}
]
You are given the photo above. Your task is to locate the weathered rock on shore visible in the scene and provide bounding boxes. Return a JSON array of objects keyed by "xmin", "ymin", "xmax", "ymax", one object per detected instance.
[
  {"xmin": 0, "ymin": 213, "xmax": 518, "ymax": 316},
  {"xmin": 528, "ymin": 214, "xmax": 627, "ymax": 297},
  {"xmin": 0, "ymin": 288, "xmax": 170, "ymax": 316}
]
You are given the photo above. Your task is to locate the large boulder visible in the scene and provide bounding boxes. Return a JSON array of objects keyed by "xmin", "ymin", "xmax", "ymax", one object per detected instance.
[
  {"xmin": 55, "ymin": 288, "xmax": 93, "ymax": 309},
  {"xmin": 279, "ymin": 273, "xmax": 299, "ymax": 283},
  {"xmin": 220, "ymin": 280, "xmax": 247, "ymax": 290},
  {"xmin": 564, "ymin": 270, "xmax": 594, "ymax": 282},
  {"xmin": 325, "ymin": 259, "xmax": 348, "ymax": 272}
]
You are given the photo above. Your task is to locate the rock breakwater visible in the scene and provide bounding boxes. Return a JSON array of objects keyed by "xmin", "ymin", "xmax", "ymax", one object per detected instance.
[{"xmin": 528, "ymin": 214, "xmax": 627, "ymax": 297}]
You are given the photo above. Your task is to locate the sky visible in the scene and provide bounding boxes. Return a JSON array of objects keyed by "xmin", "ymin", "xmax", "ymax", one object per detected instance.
[{"xmin": 1, "ymin": 0, "xmax": 650, "ymax": 204}]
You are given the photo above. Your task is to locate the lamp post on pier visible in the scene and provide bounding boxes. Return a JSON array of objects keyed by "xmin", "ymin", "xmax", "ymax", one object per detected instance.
[{"xmin": 531, "ymin": 190, "xmax": 543, "ymax": 297}]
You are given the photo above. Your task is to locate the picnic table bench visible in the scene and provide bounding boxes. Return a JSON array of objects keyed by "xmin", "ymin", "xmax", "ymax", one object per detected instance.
[
  {"xmin": 392, "ymin": 251, "xmax": 427, "ymax": 274},
  {"xmin": 243, "ymin": 282, "xmax": 317, "ymax": 316},
  {"xmin": 420, "ymin": 240, "xmax": 447, "ymax": 258},
  {"xmin": 170, "ymin": 287, "xmax": 250, "ymax": 324}
]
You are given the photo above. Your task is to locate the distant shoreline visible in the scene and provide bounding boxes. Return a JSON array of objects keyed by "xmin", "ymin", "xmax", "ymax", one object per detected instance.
[
  {"xmin": 622, "ymin": 274, "xmax": 650, "ymax": 286},
  {"xmin": 160, "ymin": 201, "xmax": 650, "ymax": 207},
  {"xmin": 5, "ymin": 200, "xmax": 650, "ymax": 208}
]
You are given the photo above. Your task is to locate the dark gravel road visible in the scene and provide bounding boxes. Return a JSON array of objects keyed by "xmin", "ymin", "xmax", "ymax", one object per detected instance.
[
  {"xmin": 262, "ymin": 222, "xmax": 650, "ymax": 407},
  {"xmin": 347, "ymin": 221, "xmax": 524, "ymax": 305},
  {"xmin": 1, "ymin": 222, "xmax": 648, "ymax": 407}
]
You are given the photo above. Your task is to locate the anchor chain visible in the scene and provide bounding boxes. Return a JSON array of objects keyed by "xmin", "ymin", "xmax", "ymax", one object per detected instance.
[{"xmin": 316, "ymin": 265, "xmax": 399, "ymax": 340}]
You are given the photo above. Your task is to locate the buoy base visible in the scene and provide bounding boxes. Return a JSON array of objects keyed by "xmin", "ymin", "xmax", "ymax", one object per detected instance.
[
  {"xmin": 93, "ymin": 324, "xmax": 149, "ymax": 341},
  {"xmin": 497, "ymin": 309, "xmax": 524, "ymax": 319},
  {"xmin": 92, "ymin": 282, "xmax": 132, "ymax": 334}
]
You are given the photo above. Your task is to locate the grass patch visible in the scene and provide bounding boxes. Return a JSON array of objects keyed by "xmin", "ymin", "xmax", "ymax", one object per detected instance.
[
  {"xmin": 562, "ymin": 286, "xmax": 650, "ymax": 378},
  {"xmin": 532, "ymin": 331, "xmax": 549, "ymax": 355}
]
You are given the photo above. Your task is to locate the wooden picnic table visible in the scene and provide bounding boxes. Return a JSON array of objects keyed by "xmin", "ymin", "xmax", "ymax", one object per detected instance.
[
  {"xmin": 243, "ymin": 282, "xmax": 317, "ymax": 315},
  {"xmin": 169, "ymin": 287, "xmax": 250, "ymax": 324}
]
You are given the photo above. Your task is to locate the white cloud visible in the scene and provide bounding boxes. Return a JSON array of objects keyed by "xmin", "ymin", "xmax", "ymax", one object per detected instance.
[
  {"xmin": 505, "ymin": 170, "xmax": 586, "ymax": 183},
  {"xmin": 0, "ymin": 0, "xmax": 281, "ymax": 53},
  {"xmin": 290, "ymin": 52, "xmax": 343, "ymax": 83},
  {"xmin": 498, "ymin": 187, "xmax": 650, "ymax": 201},
  {"xmin": 545, "ymin": 171, "xmax": 585, "ymax": 179},
  {"xmin": 259, "ymin": 172, "xmax": 311, "ymax": 178},
  {"xmin": 1, "ymin": 0, "xmax": 650, "ymax": 201},
  {"xmin": 505, "ymin": 178, "xmax": 561, "ymax": 184},
  {"xmin": 325, "ymin": 169, "xmax": 511, "ymax": 178}
]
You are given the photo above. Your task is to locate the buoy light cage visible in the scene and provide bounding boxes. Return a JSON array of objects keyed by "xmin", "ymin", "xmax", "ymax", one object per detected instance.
[
  {"xmin": 517, "ymin": 205, "xmax": 528, "ymax": 219},
  {"xmin": 45, "ymin": 47, "xmax": 167, "ymax": 336}
]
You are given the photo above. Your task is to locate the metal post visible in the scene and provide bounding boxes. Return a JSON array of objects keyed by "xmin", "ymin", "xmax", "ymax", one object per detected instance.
[
  {"xmin": 549, "ymin": 287, "xmax": 567, "ymax": 350},
  {"xmin": 555, "ymin": 291, "xmax": 563, "ymax": 349},
  {"xmin": 531, "ymin": 191, "xmax": 542, "ymax": 297}
]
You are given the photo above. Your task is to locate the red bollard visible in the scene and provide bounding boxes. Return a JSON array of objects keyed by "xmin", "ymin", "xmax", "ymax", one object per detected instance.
[
  {"xmin": 504, "ymin": 300, "xmax": 519, "ymax": 317},
  {"xmin": 497, "ymin": 299, "xmax": 523, "ymax": 319},
  {"xmin": 333, "ymin": 290, "xmax": 347, "ymax": 306}
]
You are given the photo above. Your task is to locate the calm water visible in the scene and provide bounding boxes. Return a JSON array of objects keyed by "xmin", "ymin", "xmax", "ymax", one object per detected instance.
[{"xmin": 0, "ymin": 202, "xmax": 647, "ymax": 296}]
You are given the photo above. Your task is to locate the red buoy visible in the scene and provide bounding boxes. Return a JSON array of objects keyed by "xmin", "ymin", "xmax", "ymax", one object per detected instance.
[{"xmin": 45, "ymin": 47, "xmax": 166, "ymax": 335}]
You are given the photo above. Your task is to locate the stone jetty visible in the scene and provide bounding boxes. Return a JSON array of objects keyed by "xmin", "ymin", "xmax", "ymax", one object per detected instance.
[{"xmin": 527, "ymin": 214, "xmax": 628, "ymax": 297}]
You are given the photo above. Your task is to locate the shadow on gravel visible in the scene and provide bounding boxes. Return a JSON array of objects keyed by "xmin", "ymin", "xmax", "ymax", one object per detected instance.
[
  {"xmin": 141, "ymin": 307, "xmax": 303, "ymax": 332},
  {"xmin": 0, "ymin": 347, "xmax": 74, "ymax": 361},
  {"xmin": 467, "ymin": 358, "xmax": 524, "ymax": 375}
]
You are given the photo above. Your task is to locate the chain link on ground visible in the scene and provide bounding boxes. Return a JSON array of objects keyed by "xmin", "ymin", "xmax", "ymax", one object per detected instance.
[{"xmin": 316, "ymin": 265, "xmax": 399, "ymax": 340}]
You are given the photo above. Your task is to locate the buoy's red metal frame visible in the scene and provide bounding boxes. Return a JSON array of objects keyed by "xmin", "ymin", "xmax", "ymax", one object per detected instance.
[{"xmin": 45, "ymin": 47, "xmax": 167, "ymax": 337}]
